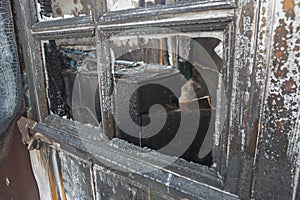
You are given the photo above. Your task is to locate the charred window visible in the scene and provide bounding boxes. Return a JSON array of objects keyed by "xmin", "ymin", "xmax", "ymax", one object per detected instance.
[
  {"xmin": 111, "ymin": 34, "xmax": 223, "ymax": 166},
  {"xmin": 24, "ymin": 0, "xmax": 235, "ymax": 190},
  {"xmin": 11, "ymin": 0, "xmax": 239, "ymax": 196},
  {"xmin": 40, "ymin": 34, "xmax": 224, "ymax": 166}
]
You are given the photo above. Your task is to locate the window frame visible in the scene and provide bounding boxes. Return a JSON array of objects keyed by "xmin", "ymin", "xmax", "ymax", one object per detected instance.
[{"xmin": 19, "ymin": 0, "xmax": 238, "ymax": 198}]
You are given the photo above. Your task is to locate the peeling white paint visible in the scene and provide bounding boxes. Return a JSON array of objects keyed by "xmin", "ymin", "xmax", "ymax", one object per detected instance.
[
  {"xmin": 106, "ymin": 0, "xmax": 230, "ymax": 12},
  {"xmin": 262, "ymin": 0, "xmax": 300, "ymax": 198},
  {"xmin": 99, "ymin": 9, "xmax": 234, "ymax": 29},
  {"xmin": 36, "ymin": 0, "xmax": 89, "ymax": 21},
  {"xmin": 106, "ymin": 0, "xmax": 139, "ymax": 11}
]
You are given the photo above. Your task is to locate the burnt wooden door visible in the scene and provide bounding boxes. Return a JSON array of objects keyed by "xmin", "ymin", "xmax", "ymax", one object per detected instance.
[{"xmin": 12, "ymin": 0, "xmax": 300, "ymax": 199}]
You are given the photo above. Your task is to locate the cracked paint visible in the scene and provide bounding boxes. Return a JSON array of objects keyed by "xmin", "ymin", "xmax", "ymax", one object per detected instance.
[{"xmin": 254, "ymin": 0, "xmax": 300, "ymax": 199}]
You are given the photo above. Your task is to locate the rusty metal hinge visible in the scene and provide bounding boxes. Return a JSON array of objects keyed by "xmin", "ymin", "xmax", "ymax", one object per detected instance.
[{"xmin": 17, "ymin": 116, "xmax": 60, "ymax": 150}]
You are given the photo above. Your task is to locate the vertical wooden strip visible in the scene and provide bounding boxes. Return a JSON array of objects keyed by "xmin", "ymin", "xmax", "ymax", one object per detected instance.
[
  {"xmin": 96, "ymin": 29, "xmax": 115, "ymax": 139},
  {"xmin": 253, "ymin": 0, "xmax": 299, "ymax": 199},
  {"xmin": 225, "ymin": 1, "xmax": 261, "ymax": 197},
  {"xmin": 15, "ymin": 0, "xmax": 49, "ymax": 121}
]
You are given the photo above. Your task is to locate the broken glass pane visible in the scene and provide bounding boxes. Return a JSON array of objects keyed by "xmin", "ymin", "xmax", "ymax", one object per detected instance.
[
  {"xmin": 41, "ymin": 38, "xmax": 101, "ymax": 126},
  {"xmin": 36, "ymin": 0, "xmax": 92, "ymax": 21},
  {"xmin": 110, "ymin": 34, "xmax": 223, "ymax": 166}
]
